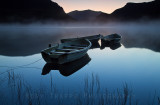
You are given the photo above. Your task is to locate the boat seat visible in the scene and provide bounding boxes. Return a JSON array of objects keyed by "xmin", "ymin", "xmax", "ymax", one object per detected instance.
[
  {"xmin": 56, "ymin": 48, "xmax": 77, "ymax": 52},
  {"xmin": 59, "ymin": 49, "xmax": 77, "ymax": 51},
  {"xmin": 70, "ymin": 44, "xmax": 87, "ymax": 47},
  {"xmin": 50, "ymin": 50, "xmax": 66, "ymax": 54},
  {"xmin": 64, "ymin": 46, "xmax": 85, "ymax": 49},
  {"xmin": 53, "ymin": 52, "xmax": 66, "ymax": 54}
]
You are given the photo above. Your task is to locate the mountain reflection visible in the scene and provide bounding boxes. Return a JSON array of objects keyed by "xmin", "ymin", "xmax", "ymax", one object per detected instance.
[
  {"xmin": 42, "ymin": 54, "xmax": 91, "ymax": 76},
  {"xmin": 0, "ymin": 25, "xmax": 160, "ymax": 56}
]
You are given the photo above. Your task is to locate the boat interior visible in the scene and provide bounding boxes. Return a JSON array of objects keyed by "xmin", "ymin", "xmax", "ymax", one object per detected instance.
[
  {"xmin": 43, "ymin": 39, "xmax": 90, "ymax": 55},
  {"xmin": 49, "ymin": 44, "xmax": 87, "ymax": 54}
]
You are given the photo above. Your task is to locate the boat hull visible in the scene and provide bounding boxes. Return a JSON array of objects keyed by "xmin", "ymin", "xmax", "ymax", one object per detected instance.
[{"xmin": 41, "ymin": 49, "xmax": 88, "ymax": 64}]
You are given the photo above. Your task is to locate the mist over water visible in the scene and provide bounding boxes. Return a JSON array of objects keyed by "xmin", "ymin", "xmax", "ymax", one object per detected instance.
[{"xmin": 0, "ymin": 21, "xmax": 160, "ymax": 56}]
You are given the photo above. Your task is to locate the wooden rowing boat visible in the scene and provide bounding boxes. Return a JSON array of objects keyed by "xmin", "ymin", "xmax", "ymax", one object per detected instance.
[
  {"xmin": 41, "ymin": 39, "xmax": 92, "ymax": 64},
  {"xmin": 61, "ymin": 34, "xmax": 102, "ymax": 46}
]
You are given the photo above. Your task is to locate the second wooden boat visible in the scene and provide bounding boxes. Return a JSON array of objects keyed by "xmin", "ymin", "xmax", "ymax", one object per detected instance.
[{"xmin": 61, "ymin": 34, "xmax": 102, "ymax": 45}]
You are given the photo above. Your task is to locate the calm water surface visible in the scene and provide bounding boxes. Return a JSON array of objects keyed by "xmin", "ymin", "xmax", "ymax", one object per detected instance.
[{"xmin": 0, "ymin": 24, "xmax": 160, "ymax": 105}]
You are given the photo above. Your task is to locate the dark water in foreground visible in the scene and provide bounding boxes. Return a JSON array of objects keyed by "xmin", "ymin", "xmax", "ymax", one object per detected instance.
[{"xmin": 0, "ymin": 24, "xmax": 160, "ymax": 105}]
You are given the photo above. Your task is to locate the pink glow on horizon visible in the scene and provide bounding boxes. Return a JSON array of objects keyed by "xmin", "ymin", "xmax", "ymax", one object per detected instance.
[{"xmin": 52, "ymin": 0, "xmax": 154, "ymax": 13}]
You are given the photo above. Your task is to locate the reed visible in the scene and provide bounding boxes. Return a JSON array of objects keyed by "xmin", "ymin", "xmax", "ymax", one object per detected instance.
[
  {"xmin": 158, "ymin": 97, "xmax": 160, "ymax": 105},
  {"xmin": 0, "ymin": 71, "xmax": 160, "ymax": 105}
]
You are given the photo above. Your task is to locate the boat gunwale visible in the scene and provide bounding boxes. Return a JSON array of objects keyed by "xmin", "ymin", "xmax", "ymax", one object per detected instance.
[{"xmin": 41, "ymin": 39, "xmax": 92, "ymax": 55}]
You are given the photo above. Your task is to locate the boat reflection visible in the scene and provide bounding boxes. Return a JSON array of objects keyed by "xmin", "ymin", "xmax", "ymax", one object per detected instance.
[
  {"xmin": 42, "ymin": 54, "xmax": 91, "ymax": 76},
  {"xmin": 89, "ymin": 39, "xmax": 121, "ymax": 50},
  {"xmin": 90, "ymin": 41, "xmax": 101, "ymax": 49},
  {"xmin": 100, "ymin": 41, "xmax": 121, "ymax": 50},
  {"xmin": 90, "ymin": 39, "xmax": 121, "ymax": 50}
]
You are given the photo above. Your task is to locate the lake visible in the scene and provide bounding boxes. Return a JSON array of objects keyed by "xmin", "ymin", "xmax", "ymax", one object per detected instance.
[{"xmin": 0, "ymin": 23, "xmax": 160, "ymax": 105}]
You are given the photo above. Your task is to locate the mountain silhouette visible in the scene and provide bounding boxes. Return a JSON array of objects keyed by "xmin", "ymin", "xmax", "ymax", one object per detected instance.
[
  {"xmin": 1, "ymin": 0, "xmax": 159, "ymax": 23},
  {"xmin": 0, "ymin": 0, "xmax": 72, "ymax": 23},
  {"xmin": 96, "ymin": 0, "xmax": 160, "ymax": 22},
  {"xmin": 68, "ymin": 10, "xmax": 103, "ymax": 21}
]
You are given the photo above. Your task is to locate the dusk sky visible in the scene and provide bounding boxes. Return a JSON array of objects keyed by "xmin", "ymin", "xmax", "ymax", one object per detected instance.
[{"xmin": 52, "ymin": 0, "xmax": 153, "ymax": 13}]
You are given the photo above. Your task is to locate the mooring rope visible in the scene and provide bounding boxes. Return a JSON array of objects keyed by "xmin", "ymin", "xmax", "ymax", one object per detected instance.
[
  {"xmin": 0, "ymin": 58, "xmax": 43, "ymax": 75},
  {"xmin": 16, "ymin": 58, "xmax": 42, "ymax": 67}
]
